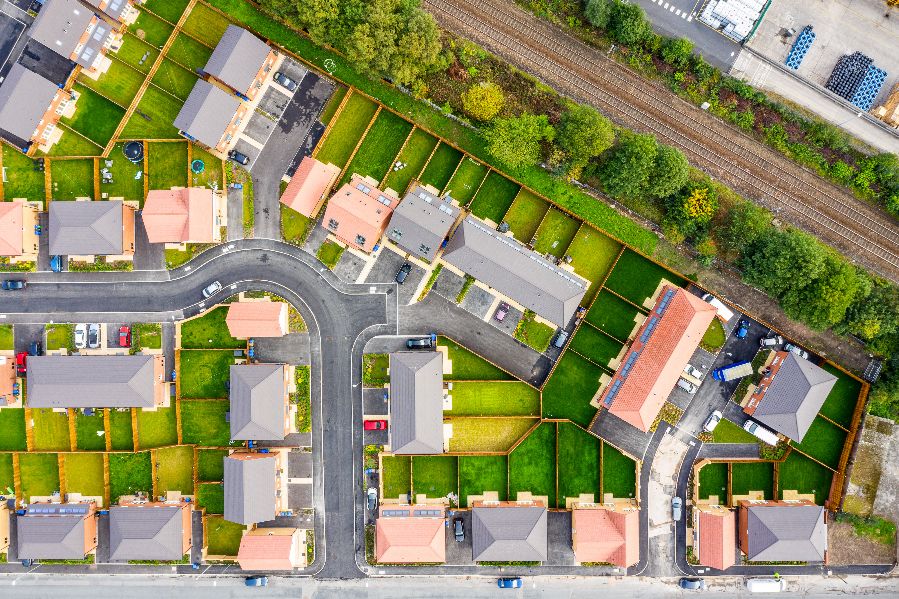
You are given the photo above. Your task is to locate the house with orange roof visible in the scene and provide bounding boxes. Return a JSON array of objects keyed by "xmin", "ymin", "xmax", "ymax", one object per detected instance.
[
  {"xmin": 279, "ymin": 156, "xmax": 341, "ymax": 218},
  {"xmin": 693, "ymin": 504, "xmax": 736, "ymax": 570},
  {"xmin": 237, "ymin": 527, "xmax": 305, "ymax": 570},
  {"xmin": 321, "ymin": 174, "xmax": 398, "ymax": 253},
  {"xmin": 142, "ymin": 187, "xmax": 225, "ymax": 246},
  {"xmin": 571, "ymin": 503, "xmax": 639, "ymax": 567},
  {"xmin": 375, "ymin": 505, "xmax": 446, "ymax": 564},
  {"xmin": 0, "ymin": 356, "xmax": 20, "ymax": 407},
  {"xmin": 0, "ymin": 199, "xmax": 40, "ymax": 262},
  {"xmin": 0, "ymin": 501, "xmax": 9, "ymax": 554},
  {"xmin": 225, "ymin": 300, "xmax": 289, "ymax": 339},
  {"xmin": 599, "ymin": 286, "xmax": 717, "ymax": 431}
]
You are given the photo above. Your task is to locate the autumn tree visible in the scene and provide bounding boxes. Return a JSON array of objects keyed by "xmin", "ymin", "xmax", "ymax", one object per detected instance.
[{"xmin": 461, "ymin": 82, "xmax": 505, "ymax": 121}]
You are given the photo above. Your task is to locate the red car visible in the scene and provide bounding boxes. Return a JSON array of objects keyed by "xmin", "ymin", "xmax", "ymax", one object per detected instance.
[
  {"xmin": 118, "ymin": 325, "xmax": 131, "ymax": 348},
  {"xmin": 15, "ymin": 352, "xmax": 27, "ymax": 375},
  {"xmin": 364, "ymin": 420, "xmax": 387, "ymax": 431}
]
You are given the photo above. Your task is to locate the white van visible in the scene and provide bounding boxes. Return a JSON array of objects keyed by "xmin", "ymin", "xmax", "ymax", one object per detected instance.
[
  {"xmin": 746, "ymin": 577, "xmax": 786, "ymax": 592},
  {"xmin": 702, "ymin": 293, "xmax": 735, "ymax": 322},
  {"xmin": 743, "ymin": 420, "xmax": 780, "ymax": 446}
]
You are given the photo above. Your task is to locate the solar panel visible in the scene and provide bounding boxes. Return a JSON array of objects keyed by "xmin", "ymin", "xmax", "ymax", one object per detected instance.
[
  {"xmin": 356, "ymin": 183, "xmax": 370, "ymax": 194},
  {"xmin": 656, "ymin": 288, "xmax": 675, "ymax": 315},
  {"xmin": 640, "ymin": 316, "xmax": 659, "ymax": 344},
  {"xmin": 619, "ymin": 350, "xmax": 640, "ymax": 379},
  {"xmin": 604, "ymin": 379, "xmax": 622, "ymax": 407}
]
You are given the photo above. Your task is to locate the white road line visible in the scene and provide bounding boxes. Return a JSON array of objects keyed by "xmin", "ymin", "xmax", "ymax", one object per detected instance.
[
  {"xmin": 687, "ymin": 15, "xmax": 693, "ymax": 22},
  {"xmin": 670, "ymin": 5, "xmax": 675, "ymax": 12},
  {"xmin": 676, "ymin": 9, "xmax": 681, "ymax": 16},
  {"xmin": 664, "ymin": 2, "xmax": 669, "ymax": 8}
]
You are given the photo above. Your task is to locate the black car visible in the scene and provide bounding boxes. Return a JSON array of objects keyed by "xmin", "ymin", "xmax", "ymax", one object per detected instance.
[
  {"xmin": 395, "ymin": 262, "xmax": 412, "ymax": 284},
  {"xmin": 228, "ymin": 150, "xmax": 250, "ymax": 165},
  {"xmin": 453, "ymin": 517, "xmax": 464, "ymax": 542},
  {"xmin": 273, "ymin": 71, "xmax": 298, "ymax": 92},
  {"xmin": 1, "ymin": 279, "xmax": 26, "ymax": 290},
  {"xmin": 29, "ymin": 341, "xmax": 42, "ymax": 356},
  {"xmin": 406, "ymin": 337, "xmax": 433, "ymax": 350}
]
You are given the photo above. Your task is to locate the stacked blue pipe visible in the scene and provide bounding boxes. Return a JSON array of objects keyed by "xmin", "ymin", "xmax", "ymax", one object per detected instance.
[{"xmin": 785, "ymin": 26, "xmax": 815, "ymax": 70}]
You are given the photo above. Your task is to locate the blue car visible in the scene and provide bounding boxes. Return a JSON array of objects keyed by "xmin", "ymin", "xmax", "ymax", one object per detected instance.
[
  {"xmin": 497, "ymin": 578, "xmax": 522, "ymax": 589},
  {"xmin": 49, "ymin": 255, "xmax": 62, "ymax": 273},
  {"xmin": 245, "ymin": 576, "xmax": 267, "ymax": 587},
  {"xmin": 736, "ymin": 320, "xmax": 750, "ymax": 339}
]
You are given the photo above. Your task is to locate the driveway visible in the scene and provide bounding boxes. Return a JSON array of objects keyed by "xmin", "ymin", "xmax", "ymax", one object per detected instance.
[
  {"xmin": 364, "ymin": 248, "xmax": 426, "ymax": 306},
  {"xmin": 133, "ymin": 214, "xmax": 164, "ymax": 270},
  {"xmin": 253, "ymin": 332, "xmax": 310, "ymax": 366}
]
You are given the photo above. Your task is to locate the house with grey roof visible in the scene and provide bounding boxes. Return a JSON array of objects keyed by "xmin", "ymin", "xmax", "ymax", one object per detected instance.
[
  {"xmin": 386, "ymin": 185, "xmax": 460, "ymax": 261},
  {"xmin": 174, "ymin": 80, "xmax": 245, "ymax": 153},
  {"xmin": 49, "ymin": 200, "xmax": 136, "ymax": 258},
  {"xmin": 441, "ymin": 216, "xmax": 589, "ymax": 327},
  {"xmin": 224, "ymin": 453, "xmax": 281, "ymax": 525},
  {"xmin": 203, "ymin": 25, "xmax": 277, "ymax": 100},
  {"xmin": 17, "ymin": 502, "xmax": 98, "ymax": 560},
  {"xmin": 471, "ymin": 503, "xmax": 547, "ymax": 562},
  {"xmin": 388, "ymin": 352, "xmax": 444, "ymax": 455},
  {"xmin": 229, "ymin": 363, "xmax": 291, "ymax": 441},
  {"xmin": 108, "ymin": 502, "xmax": 192, "ymax": 561},
  {"xmin": 29, "ymin": 0, "xmax": 113, "ymax": 71},
  {"xmin": 82, "ymin": 0, "xmax": 138, "ymax": 25},
  {"xmin": 0, "ymin": 63, "xmax": 73, "ymax": 151},
  {"xmin": 744, "ymin": 351, "xmax": 838, "ymax": 441},
  {"xmin": 27, "ymin": 354, "xmax": 167, "ymax": 409},
  {"xmin": 738, "ymin": 501, "xmax": 826, "ymax": 563}
]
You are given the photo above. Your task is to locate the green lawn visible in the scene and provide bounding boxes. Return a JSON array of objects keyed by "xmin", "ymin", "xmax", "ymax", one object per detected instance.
[
  {"xmin": 778, "ymin": 450, "xmax": 834, "ymax": 506},
  {"xmin": 315, "ymin": 93, "xmax": 379, "ymax": 169},
  {"xmin": 0, "ymin": 324, "xmax": 11, "ymax": 350},
  {"xmin": 604, "ymin": 250, "xmax": 686, "ymax": 307},
  {"xmin": 50, "ymin": 159, "xmax": 95, "ymax": 200},
  {"xmin": 439, "ymin": 336, "xmax": 513, "ymax": 381},
  {"xmin": 697, "ymin": 461, "xmax": 728, "ymax": 500},
  {"xmin": 144, "ymin": 0, "xmax": 192, "ymax": 23},
  {"xmin": 819, "ymin": 364, "xmax": 861, "ymax": 429},
  {"xmin": 381, "ymin": 128, "xmax": 438, "ymax": 194},
  {"xmin": 198, "ymin": 482, "xmax": 224, "ymax": 513},
  {"xmin": 363, "ymin": 353, "xmax": 389, "ymax": 387},
  {"xmin": 148, "ymin": 141, "xmax": 188, "ymax": 189},
  {"xmin": 46, "ymin": 125, "xmax": 103, "ymax": 157},
  {"xmin": 419, "ymin": 143, "xmax": 462, "ymax": 192},
  {"xmin": 45, "ymin": 323, "xmax": 74, "ymax": 351},
  {"xmin": 180, "ymin": 306, "xmax": 245, "ymax": 349},
  {"xmin": 281, "ymin": 204, "xmax": 313, "ymax": 244},
  {"xmin": 206, "ymin": 516, "xmax": 244, "ymax": 556},
  {"xmin": 64, "ymin": 453, "xmax": 105, "ymax": 498},
  {"xmin": 0, "ymin": 453, "xmax": 14, "ymax": 493},
  {"xmin": 74, "ymin": 411, "xmax": 107, "ymax": 451},
  {"xmin": 1, "ymin": 146, "xmax": 46, "ymax": 200},
  {"xmin": 61, "ymin": 84, "xmax": 126, "ymax": 146},
  {"xmin": 513, "ymin": 310, "xmax": 555, "ymax": 353},
  {"xmin": 602, "ymin": 443, "xmax": 637, "ymax": 498},
  {"xmin": 19, "ymin": 453, "xmax": 60, "ymax": 499},
  {"xmin": 155, "ymin": 445, "xmax": 195, "ymax": 494},
  {"xmin": 294, "ymin": 365, "xmax": 311, "ymax": 432},
  {"xmin": 181, "ymin": 2, "xmax": 232, "ymax": 46},
  {"xmin": 443, "ymin": 156, "xmax": 487, "ymax": 204},
  {"xmin": 101, "ymin": 143, "xmax": 145, "ymax": 202},
  {"xmin": 558, "ymin": 422, "xmax": 601, "ymax": 507},
  {"xmin": 137, "ymin": 406, "xmax": 178, "ymax": 448},
  {"xmin": 77, "ymin": 59, "xmax": 144, "ymax": 106},
  {"xmin": 585, "ymin": 291, "xmax": 645, "ymax": 342},
  {"xmin": 459, "ymin": 456, "xmax": 508, "ymax": 506},
  {"xmin": 570, "ymin": 324, "xmax": 623, "ymax": 368},
  {"xmin": 339, "ymin": 110, "xmax": 413, "ymax": 187},
  {"xmin": 112, "ymin": 34, "xmax": 160, "ymax": 74},
  {"xmin": 447, "ymin": 417, "xmax": 536, "ymax": 452},
  {"xmin": 0, "ymin": 408, "xmax": 26, "ymax": 451},
  {"xmin": 503, "ymin": 189, "xmax": 549, "ymax": 243},
  {"xmin": 151, "ymin": 59, "xmax": 200, "ymax": 101},
  {"xmin": 317, "ymin": 240, "xmax": 344, "ymax": 269},
  {"xmin": 133, "ymin": 9, "xmax": 175, "ymax": 47},
  {"xmin": 508, "ymin": 422, "xmax": 556, "ymax": 506},
  {"xmin": 444, "ymin": 381, "xmax": 539, "ymax": 416},
  {"xmin": 166, "ymin": 33, "xmax": 214, "ymax": 71},
  {"xmin": 189, "ymin": 145, "xmax": 224, "ymax": 189},
  {"xmin": 181, "ymin": 400, "xmax": 232, "ymax": 446},
  {"xmin": 791, "ymin": 417, "xmax": 846, "ymax": 469},
  {"xmin": 411, "ymin": 455, "xmax": 458, "ymax": 499},
  {"xmin": 533, "ymin": 208, "xmax": 581, "ymax": 258},
  {"xmin": 109, "ymin": 452, "xmax": 153, "ymax": 499},
  {"xmin": 134, "ymin": 323, "xmax": 162, "ymax": 350},
  {"xmin": 381, "ymin": 455, "xmax": 411, "ymax": 499},
  {"xmin": 121, "ymin": 85, "xmax": 183, "ymax": 139},
  {"xmin": 712, "ymin": 418, "xmax": 758, "ymax": 444},
  {"xmin": 731, "ymin": 462, "xmax": 774, "ymax": 499},
  {"xmin": 109, "ymin": 409, "xmax": 134, "ymax": 450},
  {"xmin": 566, "ymin": 226, "xmax": 621, "ymax": 305},
  {"xmin": 179, "ymin": 350, "xmax": 233, "ymax": 399},
  {"xmin": 31, "ymin": 408, "xmax": 71, "ymax": 451},
  {"xmin": 197, "ymin": 449, "xmax": 228, "ymax": 482},
  {"xmin": 541, "ymin": 351, "xmax": 602, "ymax": 427},
  {"xmin": 469, "ymin": 171, "xmax": 520, "ymax": 224},
  {"xmin": 701, "ymin": 318, "xmax": 726, "ymax": 352},
  {"xmin": 319, "ymin": 86, "xmax": 348, "ymax": 125}
]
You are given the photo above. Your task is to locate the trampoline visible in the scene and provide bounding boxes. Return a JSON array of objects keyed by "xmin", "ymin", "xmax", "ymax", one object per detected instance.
[
  {"xmin": 191, "ymin": 159, "xmax": 205, "ymax": 174},
  {"xmin": 123, "ymin": 141, "xmax": 144, "ymax": 163}
]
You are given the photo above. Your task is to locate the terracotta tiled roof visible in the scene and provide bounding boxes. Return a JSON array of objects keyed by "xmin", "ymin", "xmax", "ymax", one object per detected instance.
[
  {"xmin": 697, "ymin": 508, "xmax": 736, "ymax": 570},
  {"xmin": 225, "ymin": 301, "xmax": 289, "ymax": 339},
  {"xmin": 321, "ymin": 174, "xmax": 397, "ymax": 252},
  {"xmin": 142, "ymin": 188, "xmax": 215, "ymax": 244},
  {"xmin": 604, "ymin": 287, "xmax": 717, "ymax": 431},
  {"xmin": 279, "ymin": 157, "xmax": 341, "ymax": 217},
  {"xmin": 571, "ymin": 508, "xmax": 639, "ymax": 567},
  {"xmin": 237, "ymin": 531, "xmax": 298, "ymax": 570},
  {"xmin": 375, "ymin": 507, "xmax": 445, "ymax": 563},
  {"xmin": 0, "ymin": 200, "xmax": 23, "ymax": 256}
]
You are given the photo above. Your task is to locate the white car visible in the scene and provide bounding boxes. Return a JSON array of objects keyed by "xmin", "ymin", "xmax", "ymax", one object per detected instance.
[
  {"xmin": 784, "ymin": 343, "xmax": 809, "ymax": 360},
  {"xmin": 87, "ymin": 323, "xmax": 101, "ymax": 349},
  {"xmin": 202, "ymin": 280, "xmax": 223, "ymax": 299},
  {"xmin": 703, "ymin": 410, "xmax": 723, "ymax": 432},
  {"xmin": 74, "ymin": 324, "xmax": 87, "ymax": 349},
  {"xmin": 760, "ymin": 335, "xmax": 783, "ymax": 347},
  {"xmin": 676, "ymin": 378, "xmax": 697, "ymax": 394},
  {"xmin": 683, "ymin": 364, "xmax": 703, "ymax": 380}
]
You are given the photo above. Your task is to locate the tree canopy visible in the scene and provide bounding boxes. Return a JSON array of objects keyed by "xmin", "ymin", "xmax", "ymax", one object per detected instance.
[
  {"xmin": 484, "ymin": 114, "xmax": 555, "ymax": 169},
  {"xmin": 461, "ymin": 82, "xmax": 505, "ymax": 121},
  {"xmin": 596, "ymin": 131, "xmax": 658, "ymax": 198},
  {"xmin": 556, "ymin": 104, "xmax": 615, "ymax": 174},
  {"xmin": 645, "ymin": 145, "xmax": 689, "ymax": 199}
]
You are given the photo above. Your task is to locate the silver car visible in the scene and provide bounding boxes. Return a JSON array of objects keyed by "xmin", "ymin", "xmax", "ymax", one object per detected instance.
[
  {"xmin": 87, "ymin": 323, "xmax": 101, "ymax": 349},
  {"xmin": 202, "ymin": 280, "xmax": 223, "ymax": 299},
  {"xmin": 74, "ymin": 324, "xmax": 87, "ymax": 349},
  {"xmin": 784, "ymin": 343, "xmax": 809, "ymax": 360},
  {"xmin": 672, "ymin": 496, "xmax": 683, "ymax": 521},
  {"xmin": 703, "ymin": 410, "xmax": 722, "ymax": 432}
]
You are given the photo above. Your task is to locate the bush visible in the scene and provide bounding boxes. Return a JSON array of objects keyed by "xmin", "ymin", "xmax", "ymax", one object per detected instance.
[
  {"xmin": 664, "ymin": 183, "xmax": 718, "ymax": 240},
  {"xmin": 584, "ymin": 0, "xmax": 612, "ymax": 29},
  {"xmin": 607, "ymin": 0, "xmax": 650, "ymax": 46},
  {"xmin": 461, "ymin": 82, "xmax": 504, "ymax": 121},
  {"xmin": 661, "ymin": 37, "xmax": 693, "ymax": 68},
  {"xmin": 484, "ymin": 114, "xmax": 555, "ymax": 169},
  {"xmin": 596, "ymin": 130, "xmax": 657, "ymax": 198},
  {"xmin": 645, "ymin": 144, "xmax": 689, "ymax": 199}
]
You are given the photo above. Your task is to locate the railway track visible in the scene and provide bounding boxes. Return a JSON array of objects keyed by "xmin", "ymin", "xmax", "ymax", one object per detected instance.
[{"xmin": 424, "ymin": 0, "xmax": 899, "ymax": 282}]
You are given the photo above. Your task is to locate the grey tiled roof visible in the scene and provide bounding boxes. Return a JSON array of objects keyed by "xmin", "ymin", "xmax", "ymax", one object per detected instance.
[
  {"xmin": 224, "ymin": 455, "xmax": 277, "ymax": 525},
  {"xmin": 27, "ymin": 355, "xmax": 159, "ymax": 408},
  {"xmin": 753, "ymin": 353, "xmax": 837, "ymax": 441},
  {"xmin": 30, "ymin": 0, "xmax": 111, "ymax": 68},
  {"xmin": 204, "ymin": 25, "xmax": 271, "ymax": 95},
  {"xmin": 83, "ymin": 0, "xmax": 127, "ymax": 21},
  {"xmin": 0, "ymin": 64, "xmax": 61, "ymax": 146},
  {"xmin": 388, "ymin": 352, "xmax": 444, "ymax": 455},
  {"xmin": 174, "ymin": 80, "xmax": 241, "ymax": 149},
  {"xmin": 442, "ymin": 216, "xmax": 588, "ymax": 327},
  {"xmin": 49, "ymin": 200, "xmax": 124, "ymax": 255},
  {"xmin": 229, "ymin": 364, "xmax": 287, "ymax": 441},
  {"xmin": 745, "ymin": 504, "xmax": 826, "ymax": 562},
  {"xmin": 471, "ymin": 505, "xmax": 547, "ymax": 562},
  {"xmin": 17, "ymin": 505, "xmax": 90, "ymax": 560},
  {"xmin": 386, "ymin": 186, "xmax": 459, "ymax": 261},
  {"xmin": 108, "ymin": 505, "xmax": 187, "ymax": 561}
]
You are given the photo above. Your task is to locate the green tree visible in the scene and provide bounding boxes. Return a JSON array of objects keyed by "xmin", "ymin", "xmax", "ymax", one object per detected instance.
[
  {"xmin": 484, "ymin": 114, "xmax": 555, "ymax": 169},
  {"xmin": 461, "ymin": 82, "xmax": 505, "ymax": 121},
  {"xmin": 645, "ymin": 145, "xmax": 689, "ymax": 199},
  {"xmin": 741, "ymin": 229, "xmax": 825, "ymax": 299},
  {"xmin": 556, "ymin": 104, "xmax": 615, "ymax": 173},
  {"xmin": 837, "ymin": 279, "xmax": 899, "ymax": 346},
  {"xmin": 716, "ymin": 200, "xmax": 772, "ymax": 258},
  {"xmin": 584, "ymin": 0, "xmax": 612, "ymax": 29},
  {"xmin": 389, "ymin": 9, "xmax": 444, "ymax": 85},
  {"xmin": 596, "ymin": 131, "xmax": 657, "ymax": 198},
  {"xmin": 661, "ymin": 37, "xmax": 693, "ymax": 68},
  {"xmin": 607, "ymin": 0, "xmax": 650, "ymax": 46},
  {"xmin": 781, "ymin": 253, "xmax": 862, "ymax": 330},
  {"xmin": 664, "ymin": 183, "xmax": 718, "ymax": 239}
]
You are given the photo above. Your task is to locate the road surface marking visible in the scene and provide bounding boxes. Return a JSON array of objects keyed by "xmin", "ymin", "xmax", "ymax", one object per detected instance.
[{"xmin": 676, "ymin": 9, "xmax": 681, "ymax": 16}]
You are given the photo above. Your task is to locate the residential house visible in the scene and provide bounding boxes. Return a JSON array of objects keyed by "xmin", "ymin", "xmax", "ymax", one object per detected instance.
[
  {"xmin": 693, "ymin": 504, "xmax": 736, "ymax": 570},
  {"xmin": 223, "ymin": 452, "xmax": 283, "ymax": 525},
  {"xmin": 108, "ymin": 500, "xmax": 192, "ymax": 562},
  {"xmin": 48, "ymin": 199, "xmax": 136, "ymax": 260},
  {"xmin": 0, "ymin": 199, "xmax": 41, "ymax": 262},
  {"xmin": 203, "ymin": 25, "xmax": 278, "ymax": 101},
  {"xmin": 142, "ymin": 187, "xmax": 225, "ymax": 245},
  {"xmin": 237, "ymin": 528, "xmax": 305, "ymax": 570},
  {"xmin": 0, "ymin": 64, "xmax": 74, "ymax": 152},
  {"xmin": 388, "ymin": 352, "xmax": 444, "ymax": 455},
  {"xmin": 321, "ymin": 174, "xmax": 398, "ymax": 253},
  {"xmin": 26, "ymin": 355, "xmax": 167, "ymax": 409},
  {"xmin": 16, "ymin": 501, "xmax": 98, "ymax": 560},
  {"xmin": 279, "ymin": 156, "xmax": 341, "ymax": 217},
  {"xmin": 174, "ymin": 80, "xmax": 245, "ymax": 154},
  {"xmin": 0, "ymin": 500, "xmax": 9, "ymax": 553},
  {"xmin": 599, "ymin": 286, "xmax": 717, "ymax": 432},
  {"xmin": 738, "ymin": 500, "xmax": 827, "ymax": 563},
  {"xmin": 225, "ymin": 300, "xmax": 289, "ymax": 339},
  {"xmin": 229, "ymin": 363, "xmax": 293, "ymax": 441},
  {"xmin": 386, "ymin": 184, "xmax": 460, "ymax": 261},
  {"xmin": 570, "ymin": 503, "xmax": 639, "ymax": 568},
  {"xmin": 29, "ymin": 0, "xmax": 115, "ymax": 74},
  {"xmin": 441, "ymin": 216, "xmax": 589, "ymax": 328},
  {"xmin": 471, "ymin": 501, "xmax": 547, "ymax": 562},
  {"xmin": 81, "ymin": 0, "xmax": 139, "ymax": 26},
  {"xmin": 743, "ymin": 351, "xmax": 838, "ymax": 442},
  {"xmin": 374, "ymin": 505, "xmax": 446, "ymax": 564},
  {"xmin": 0, "ymin": 356, "xmax": 19, "ymax": 407}
]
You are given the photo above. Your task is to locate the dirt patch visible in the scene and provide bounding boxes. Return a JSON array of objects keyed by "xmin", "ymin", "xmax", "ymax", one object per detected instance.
[{"xmin": 827, "ymin": 521, "xmax": 895, "ymax": 565}]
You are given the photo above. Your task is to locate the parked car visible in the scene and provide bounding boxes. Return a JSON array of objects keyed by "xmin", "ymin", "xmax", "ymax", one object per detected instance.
[
  {"xmin": 2, "ymin": 279, "xmax": 26, "ymax": 290},
  {"xmin": 29, "ymin": 341, "xmax": 42, "ymax": 356},
  {"xmin": 493, "ymin": 302, "xmax": 510, "ymax": 322},
  {"xmin": 363, "ymin": 420, "xmax": 387, "ymax": 431},
  {"xmin": 74, "ymin": 324, "xmax": 87, "ymax": 349},
  {"xmin": 671, "ymin": 496, "xmax": 683, "ymax": 521},
  {"xmin": 552, "ymin": 329, "xmax": 569, "ymax": 349},
  {"xmin": 783, "ymin": 343, "xmax": 809, "ymax": 360},
  {"xmin": 743, "ymin": 420, "xmax": 780, "ymax": 445},
  {"xmin": 366, "ymin": 487, "xmax": 377, "ymax": 511},
  {"xmin": 497, "ymin": 578, "xmax": 523, "ymax": 589},
  {"xmin": 87, "ymin": 324, "xmax": 100, "ymax": 349},
  {"xmin": 244, "ymin": 576, "xmax": 267, "ymax": 587},
  {"xmin": 676, "ymin": 378, "xmax": 697, "ymax": 394},
  {"xmin": 679, "ymin": 578, "xmax": 707, "ymax": 590},
  {"xmin": 406, "ymin": 337, "xmax": 434, "ymax": 350},
  {"xmin": 273, "ymin": 71, "xmax": 298, "ymax": 91},
  {"xmin": 736, "ymin": 320, "xmax": 750, "ymax": 339},
  {"xmin": 760, "ymin": 335, "xmax": 783, "ymax": 347},
  {"xmin": 15, "ymin": 352, "xmax": 27, "ymax": 376},
  {"xmin": 49, "ymin": 255, "xmax": 63, "ymax": 273},
  {"xmin": 683, "ymin": 364, "xmax": 703, "ymax": 379},
  {"xmin": 228, "ymin": 150, "xmax": 250, "ymax": 165},
  {"xmin": 395, "ymin": 262, "xmax": 412, "ymax": 284},
  {"xmin": 702, "ymin": 410, "xmax": 722, "ymax": 433},
  {"xmin": 118, "ymin": 325, "xmax": 131, "ymax": 348},
  {"xmin": 202, "ymin": 280, "xmax": 223, "ymax": 298},
  {"xmin": 453, "ymin": 517, "xmax": 464, "ymax": 542},
  {"xmin": 746, "ymin": 578, "xmax": 786, "ymax": 593}
]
